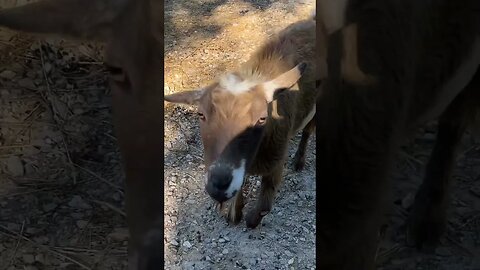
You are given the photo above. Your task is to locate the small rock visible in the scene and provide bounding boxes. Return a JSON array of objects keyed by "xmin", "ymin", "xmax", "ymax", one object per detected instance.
[
  {"xmin": 35, "ymin": 254, "xmax": 45, "ymax": 263},
  {"xmin": 288, "ymin": 258, "xmax": 295, "ymax": 265},
  {"xmin": 183, "ymin": 241, "xmax": 192, "ymax": 248},
  {"xmin": 68, "ymin": 195, "xmax": 91, "ymax": 209},
  {"xmin": 0, "ymin": 70, "xmax": 16, "ymax": 79},
  {"xmin": 44, "ymin": 62, "xmax": 53, "ymax": 74},
  {"xmin": 43, "ymin": 203, "xmax": 57, "ymax": 212},
  {"xmin": 18, "ymin": 78, "xmax": 36, "ymax": 89},
  {"xmin": 0, "ymin": 89, "xmax": 9, "ymax": 97},
  {"xmin": 222, "ymin": 248, "xmax": 229, "ymax": 254},
  {"xmin": 108, "ymin": 228, "xmax": 129, "ymax": 241},
  {"xmin": 435, "ymin": 247, "xmax": 451, "ymax": 256},
  {"xmin": 76, "ymin": 220, "xmax": 88, "ymax": 228},
  {"xmin": 402, "ymin": 192, "xmax": 415, "ymax": 209},
  {"xmin": 5, "ymin": 156, "xmax": 24, "ymax": 177},
  {"xmin": 170, "ymin": 239, "xmax": 179, "ymax": 246},
  {"xmin": 205, "ymin": 255, "xmax": 212, "ymax": 261},
  {"xmin": 422, "ymin": 133, "xmax": 436, "ymax": 141},
  {"xmin": 22, "ymin": 254, "xmax": 35, "ymax": 264},
  {"xmin": 26, "ymin": 227, "xmax": 39, "ymax": 234},
  {"xmin": 218, "ymin": 238, "xmax": 225, "ymax": 243}
]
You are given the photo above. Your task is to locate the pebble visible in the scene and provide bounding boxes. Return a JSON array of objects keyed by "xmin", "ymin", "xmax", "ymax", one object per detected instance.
[
  {"xmin": 108, "ymin": 228, "xmax": 129, "ymax": 241},
  {"xmin": 222, "ymin": 248, "xmax": 229, "ymax": 255},
  {"xmin": 288, "ymin": 258, "xmax": 295, "ymax": 265},
  {"xmin": 0, "ymin": 89, "xmax": 9, "ymax": 96},
  {"xmin": 0, "ymin": 70, "xmax": 16, "ymax": 79},
  {"xmin": 183, "ymin": 240, "xmax": 193, "ymax": 248},
  {"xmin": 22, "ymin": 254, "xmax": 35, "ymax": 264},
  {"xmin": 35, "ymin": 254, "xmax": 45, "ymax": 263},
  {"xmin": 43, "ymin": 203, "xmax": 57, "ymax": 212},
  {"xmin": 402, "ymin": 192, "xmax": 415, "ymax": 209},
  {"xmin": 76, "ymin": 220, "xmax": 89, "ymax": 228},
  {"xmin": 5, "ymin": 156, "xmax": 24, "ymax": 177},
  {"xmin": 170, "ymin": 239, "xmax": 179, "ymax": 246},
  {"xmin": 18, "ymin": 77, "xmax": 36, "ymax": 89},
  {"xmin": 68, "ymin": 195, "xmax": 91, "ymax": 209}
]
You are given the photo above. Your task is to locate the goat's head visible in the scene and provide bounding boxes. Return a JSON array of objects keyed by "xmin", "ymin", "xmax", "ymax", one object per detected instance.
[{"xmin": 165, "ymin": 62, "xmax": 306, "ymax": 203}]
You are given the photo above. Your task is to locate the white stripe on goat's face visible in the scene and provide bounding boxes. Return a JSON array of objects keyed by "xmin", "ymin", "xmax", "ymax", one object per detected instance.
[{"xmin": 225, "ymin": 159, "xmax": 246, "ymax": 198}]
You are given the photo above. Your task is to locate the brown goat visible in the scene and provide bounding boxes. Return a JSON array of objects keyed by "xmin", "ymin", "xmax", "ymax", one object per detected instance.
[
  {"xmin": 317, "ymin": 0, "xmax": 480, "ymax": 269},
  {"xmin": 0, "ymin": 1, "xmax": 163, "ymax": 269},
  {"xmin": 165, "ymin": 17, "xmax": 317, "ymax": 228}
]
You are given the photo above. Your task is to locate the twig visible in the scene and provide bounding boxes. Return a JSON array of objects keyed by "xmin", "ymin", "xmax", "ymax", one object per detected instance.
[
  {"xmin": 399, "ymin": 149, "xmax": 423, "ymax": 166},
  {"xmin": 1, "ymin": 187, "xmax": 57, "ymax": 199},
  {"xmin": 77, "ymin": 61, "xmax": 104, "ymax": 65},
  {"xmin": 51, "ymin": 246, "xmax": 126, "ymax": 255},
  {"xmin": 104, "ymin": 132, "xmax": 117, "ymax": 141},
  {"xmin": 9, "ymin": 220, "xmax": 25, "ymax": 266},
  {"xmin": 0, "ymin": 224, "xmax": 92, "ymax": 270},
  {"xmin": 73, "ymin": 163, "xmax": 123, "ymax": 193},
  {"xmin": 22, "ymin": 102, "xmax": 42, "ymax": 122},
  {"xmin": 446, "ymin": 235, "xmax": 474, "ymax": 256},
  {"xmin": 61, "ymin": 135, "xmax": 76, "ymax": 184},
  {"xmin": 38, "ymin": 41, "xmax": 77, "ymax": 185},
  {"xmin": 91, "ymin": 199, "xmax": 126, "ymax": 217},
  {"xmin": 0, "ymin": 120, "xmax": 56, "ymax": 126},
  {"xmin": 0, "ymin": 144, "xmax": 34, "ymax": 149}
]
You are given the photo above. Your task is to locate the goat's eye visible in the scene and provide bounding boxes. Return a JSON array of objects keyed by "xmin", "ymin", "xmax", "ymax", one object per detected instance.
[
  {"xmin": 256, "ymin": 117, "xmax": 267, "ymax": 126},
  {"xmin": 198, "ymin": 112, "xmax": 206, "ymax": 121}
]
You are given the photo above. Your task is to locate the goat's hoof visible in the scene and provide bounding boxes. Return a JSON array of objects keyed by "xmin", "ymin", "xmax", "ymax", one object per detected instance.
[
  {"xmin": 245, "ymin": 210, "xmax": 269, "ymax": 228},
  {"xmin": 406, "ymin": 203, "xmax": 446, "ymax": 251},
  {"xmin": 293, "ymin": 154, "xmax": 305, "ymax": 171}
]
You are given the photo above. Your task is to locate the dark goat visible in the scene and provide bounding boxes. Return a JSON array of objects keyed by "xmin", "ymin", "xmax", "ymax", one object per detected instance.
[{"xmin": 317, "ymin": 0, "xmax": 480, "ymax": 269}]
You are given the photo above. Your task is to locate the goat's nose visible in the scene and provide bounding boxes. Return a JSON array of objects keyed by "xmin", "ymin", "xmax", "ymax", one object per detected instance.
[
  {"xmin": 205, "ymin": 166, "xmax": 233, "ymax": 203},
  {"xmin": 209, "ymin": 167, "xmax": 232, "ymax": 190}
]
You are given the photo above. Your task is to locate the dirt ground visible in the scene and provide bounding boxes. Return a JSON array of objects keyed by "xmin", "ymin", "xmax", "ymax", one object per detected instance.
[
  {"xmin": 0, "ymin": 1, "xmax": 477, "ymax": 270},
  {"xmin": 165, "ymin": 1, "xmax": 479, "ymax": 270},
  {"xmin": 0, "ymin": 1, "xmax": 129, "ymax": 269}
]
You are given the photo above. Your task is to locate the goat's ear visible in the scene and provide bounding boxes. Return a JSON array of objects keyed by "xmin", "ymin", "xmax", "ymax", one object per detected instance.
[
  {"xmin": 164, "ymin": 90, "xmax": 204, "ymax": 105},
  {"xmin": 261, "ymin": 62, "xmax": 306, "ymax": 102},
  {"xmin": 0, "ymin": 0, "xmax": 128, "ymax": 41}
]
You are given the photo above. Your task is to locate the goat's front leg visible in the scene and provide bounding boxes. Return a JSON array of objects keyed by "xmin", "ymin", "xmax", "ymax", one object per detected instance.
[
  {"xmin": 226, "ymin": 188, "xmax": 244, "ymax": 224},
  {"xmin": 407, "ymin": 80, "xmax": 477, "ymax": 250},
  {"xmin": 293, "ymin": 118, "xmax": 316, "ymax": 171},
  {"xmin": 246, "ymin": 167, "xmax": 283, "ymax": 228}
]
